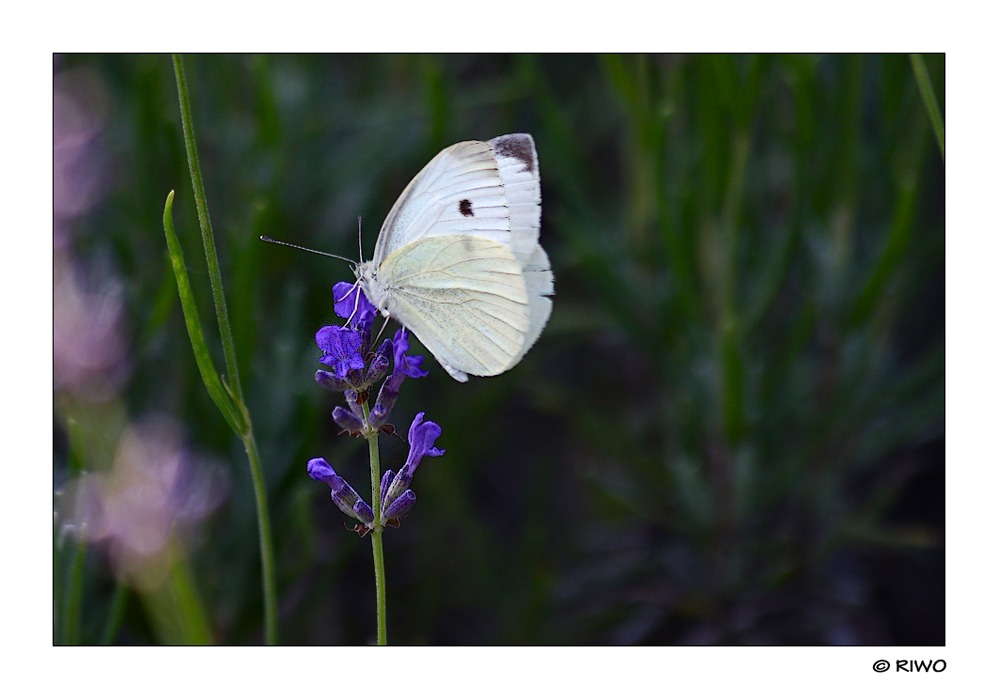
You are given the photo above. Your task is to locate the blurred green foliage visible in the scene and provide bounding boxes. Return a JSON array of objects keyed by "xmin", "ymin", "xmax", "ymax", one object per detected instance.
[{"xmin": 54, "ymin": 54, "xmax": 943, "ymax": 644}]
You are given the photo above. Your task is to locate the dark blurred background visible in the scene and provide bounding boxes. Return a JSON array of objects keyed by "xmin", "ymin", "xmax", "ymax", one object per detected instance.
[{"xmin": 54, "ymin": 54, "xmax": 943, "ymax": 645}]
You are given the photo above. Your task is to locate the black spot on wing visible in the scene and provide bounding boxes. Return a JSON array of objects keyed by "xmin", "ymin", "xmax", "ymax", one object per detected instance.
[
  {"xmin": 459, "ymin": 199, "xmax": 474, "ymax": 217},
  {"xmin": 492, "ymin": 134, "xmax": 536, "ymax": 174}
]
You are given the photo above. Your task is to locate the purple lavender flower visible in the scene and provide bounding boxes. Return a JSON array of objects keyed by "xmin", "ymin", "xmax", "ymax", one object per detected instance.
[
  {"xmin": 369, "ymin": 329, "xmax": 429, "ymax": 430},
  {"xmin": 315, "ymin": 285, "xmax": 427, "ymax": 430},
  {"xmin": 314, "ymin": 282, "xmax": 383, "ymax": 394},
  {"xmin": 364, "ymin": 338, "xmax": 393, "ymax": 386},
  {"xmin": 392, "ymin": 328, "xmax": 429, "ymax": 380},
  {"xmin": 316, "ymin": 325, "xmax": 365, "ymax": 385},
  {"xmin": 308, "ymin": 458, "xmax": 374, "ymax": 527},
  {"xmin": 381, "ymin": 412, "xmax": 445, "ymax": 519},
  {"xmin": 309, "ymin": 283, "xmax": 441, "ymax": 535},
  {"xmin": 379, "ymin": 469, "xmax": 395, "ymax": 506},
  {"xmin": 331, "ymin": 406, "xmax": 364, "ymax": 434},
  {"xmin": 332, "ymin": 281, "xmax": 377, "ymax": 328},
  {"xmin": 382, "ymin": 489, "xmax": 416, "ymax": 522}
]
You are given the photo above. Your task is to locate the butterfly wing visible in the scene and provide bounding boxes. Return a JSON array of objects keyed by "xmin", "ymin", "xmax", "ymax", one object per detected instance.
[
  {"xmin": 363, "ymin": 133, "xmax": 553, "ymax": 381},
  {"xmin": 487, "ymin": 134, "xmax": 553, "ymax": 368},
  {"xmin": 372, "ymin": 140, "xmax": 502, "ymax": 263},
  {"xmin": 377, "ymin": 236, "xmax": 530, "ymax": 381}
]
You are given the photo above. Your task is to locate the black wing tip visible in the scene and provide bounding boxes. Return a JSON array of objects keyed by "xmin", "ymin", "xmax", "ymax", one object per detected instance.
[{"xmin": 490, "ymin": 133, "xmax": 536, "ymax": 175}]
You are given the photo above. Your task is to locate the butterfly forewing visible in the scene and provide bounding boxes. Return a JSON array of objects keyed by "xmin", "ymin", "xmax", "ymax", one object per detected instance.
[{"xmin": 373, "ymin": 142, "xmax": 505, "ymax": 265}]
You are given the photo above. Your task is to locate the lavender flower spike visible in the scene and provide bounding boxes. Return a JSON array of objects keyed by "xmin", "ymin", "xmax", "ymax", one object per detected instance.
[
  {"xmin": 383, "ymin": 412, "xmax": 446, "ymax": 507},
  {"xmin": 307, "ymin": 458, "xmax": 373, "ymax": 526}
]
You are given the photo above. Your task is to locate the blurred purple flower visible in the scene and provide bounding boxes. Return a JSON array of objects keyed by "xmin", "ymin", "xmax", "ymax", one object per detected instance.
[
  {"xmin": 54, "ymin": 259, "xmax": 127, "ymax": 399},
  {"xmin": 56, "ymin": 416, "xmax": 227, "ymax": 587},
  {"xmin": 54, "ymin": 66, "xmax": 110, "ymax": 250}
]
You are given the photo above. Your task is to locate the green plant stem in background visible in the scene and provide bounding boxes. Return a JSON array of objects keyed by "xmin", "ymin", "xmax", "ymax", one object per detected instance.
[
  {"xmin": 166, "ymin": 54, "xmax": 279, "ymax": 644},
  {"xmin": 172, "ymin": 54, "xmax": 245, "ymax": 404},
  {"xmin": 718, "ymin": 130, "xmax": 751, "ymax": 447},
  {"xmin": 60, "ymin": 535, "xmax": 87, "ymax": 645},
  {"xmin": 909, "ymin": 54, "xmax": 945, "ymax": 161},
  {"xmin": 99, "ymin": 582, "xmax": 128, "ymax": 645},
  {"xmin": 364, "ymin": 404, "xmax": 388, "ymax": 645},
  {"xmin": 242, "ymin": 431, "xmax": 278, "ymax": 643},
  {"xmin": 139, "ymin": 539, "xmax": 214, "ymax": 644},
  {"xmin": 163, "ymin": 192, "xmax": 277, "ymax": 644}
]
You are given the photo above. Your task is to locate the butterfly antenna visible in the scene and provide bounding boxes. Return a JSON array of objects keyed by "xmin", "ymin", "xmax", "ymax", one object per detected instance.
[
  {"xmin": 259, "ymin": 236, "xmax": 355, "ymax": 264},
  {"xmin": 357, "ymin": 216, "xmax": 364, "ymax": 262}
]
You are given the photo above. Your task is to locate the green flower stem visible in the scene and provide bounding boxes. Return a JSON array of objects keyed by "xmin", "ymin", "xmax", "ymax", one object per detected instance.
[
  {"xmin": 909, "ymin": 54, "xmax": 944, "ymax": 161},
  {"xmin": 242, "ymin": 430, "xmax": 278, "ymax": 644},
  {"xmin": 165, "ymin": 54, "xmax": 279, "ymax": 644},
  {"xmin": 363, "ymin": 403, "xmax": 388, "ymax": 645},
  {"xmin": 164, "ymin": 193, "xmax": 278, "ymax": 644}
]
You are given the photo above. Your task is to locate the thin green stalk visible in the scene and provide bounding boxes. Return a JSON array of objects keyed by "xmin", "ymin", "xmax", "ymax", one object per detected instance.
[
  {"xmin": 371, "ymin": 515, "xmax": 388, "ymax": 645},
  {"xmin": 166, "ymin": 537, "xmax": 214, "ymax": 644},
  {"xmin": 172, "ymin": 54, "xmax": 245, "ymax": 404},
  {"xmin": 138, "ymin": 541, "xmax": 212, "ymax": 645},
  {"xmin": 167, "ymin": 54, "xmax": 279, "ymax": 644},
  {"xmin": 909, "ymin": 54, "xmax": 944, "ymax": 161},
  {"xmin": 165, "ymin": 191, "xmax": 278, "ymax": 643},
  {"xmin": 61, "ymin": 535, "xmax": 87, "ymax": 645},
  {"xmin": 718, "ymin": 130, "xmax": 751, "ymax": 446},
  {"xmin": 243, "ymin": 431, "xmax": 278, "ymax": 644},
  {"xmin": 99, "ymin": 582, "xmax": 128, "ymax": 645},
  {"xmin": 364, "ymin": 403, "xmax": 388, "ymax": 645}
]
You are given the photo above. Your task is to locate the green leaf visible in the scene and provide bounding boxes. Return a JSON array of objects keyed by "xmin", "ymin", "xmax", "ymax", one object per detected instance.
[
  {"xmin": 910, "ymin": 54, "xmax": 944, "ymax": 161},
  {"xmin": 162, "ymin": 190, "xmax": 242, "ymax": 433}
]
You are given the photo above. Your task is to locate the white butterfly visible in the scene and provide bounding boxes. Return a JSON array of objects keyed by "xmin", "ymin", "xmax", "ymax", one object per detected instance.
[{"xmin": 357, "ymin": 133, "xmax": 554, "ymax": 382}]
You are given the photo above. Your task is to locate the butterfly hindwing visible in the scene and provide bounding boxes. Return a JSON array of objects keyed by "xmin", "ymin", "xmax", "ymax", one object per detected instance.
[{"xmin": 378, "ymin": 236, "xmax": 530, "ymax": 381}]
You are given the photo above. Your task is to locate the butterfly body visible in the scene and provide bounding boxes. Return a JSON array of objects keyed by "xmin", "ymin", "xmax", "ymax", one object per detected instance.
[{"xmin": 358, "ymin": 133, "xmax": 553, "ymax": 382}]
